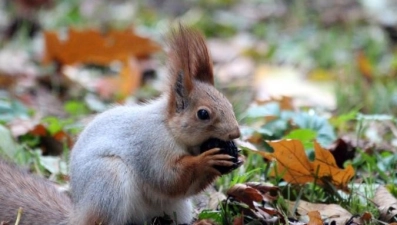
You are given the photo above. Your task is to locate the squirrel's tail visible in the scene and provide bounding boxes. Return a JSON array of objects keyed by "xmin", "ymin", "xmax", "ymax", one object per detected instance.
[{"xmin": 0, "ymin": 159, "xmax": 71, "ymax": 225}]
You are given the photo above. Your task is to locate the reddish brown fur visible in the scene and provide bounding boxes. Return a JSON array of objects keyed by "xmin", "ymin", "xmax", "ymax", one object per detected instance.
[
  {"xmin": 167, "ymin": 25, "xmax": 214, "ymax": 116},
  {"xmin": 168, "ymin": 25, "xmax": 214, "ymax": 85},
  {"xmin": 163, "ymin": 148, "xmax": 234, "ymax": 196},
  {"xmin": 0, "ymin": 159, "xmax": 71, "ymax": 225}
]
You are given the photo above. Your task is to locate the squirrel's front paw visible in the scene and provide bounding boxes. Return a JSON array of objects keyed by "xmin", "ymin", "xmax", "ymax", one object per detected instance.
[
  {"xmin": 199, "ymin": 148, "xmax": 240, "ymax": 175},
  {"xmin": 200, "ymin": 138, "xmax": 243, "ymax": 174}
]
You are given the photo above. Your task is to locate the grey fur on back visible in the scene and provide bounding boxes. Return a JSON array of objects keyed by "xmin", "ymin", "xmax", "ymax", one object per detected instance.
[
  {"xmin": 0, "ymin": 159, "xmax": 71, "ymax": 225},
  {"xmin": 69, "ymin": 97, "xmax": 194, "ymax": 224}
]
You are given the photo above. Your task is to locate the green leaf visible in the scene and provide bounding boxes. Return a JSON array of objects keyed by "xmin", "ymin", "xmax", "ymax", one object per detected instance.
[
  {"xmin": 292, "ymin": 112, "xmax": 336, "ymax": 147},
  {"xmin": 64, "ymin": 100, "xmax": 89, "ymax": 116},
  {"xmin": 285, "ymin": 129, "xmax": 317, "ymax": 149},
  {"xmin": 198, "ymin": 210, "xmax": 222, "ymax": 224},
  {"xmin": 42, "ymin": 117, "xmax": 64, "ymax": 135}
]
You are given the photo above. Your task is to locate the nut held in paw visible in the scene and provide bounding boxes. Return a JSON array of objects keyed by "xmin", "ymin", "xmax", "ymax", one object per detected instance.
[{"xmin": 200, "ymin": 138, "xmax": 241, "ymax": 174}]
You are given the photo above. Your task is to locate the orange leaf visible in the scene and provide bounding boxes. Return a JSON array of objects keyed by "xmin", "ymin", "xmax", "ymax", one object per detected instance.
[
  {"xmin": 267, "ymin": 139, "xmax": 355, "ymax": 191},
  {"xmin": 307, "ymin": 211, "xmax": 323, "ymax": 225},
  {"xmin": 43, "ymin": 28, "xmax": 160, "ymax": 65},
  {"xmin": 256, "ymin": 96, "xmax": 293, "ymax": 111},
  {"xmin": 356, "ymin": 50, "xmax": 373, "ymax": 83},
  {"xmin": 30, "ymin": 124, "xmax": 47, "ymax": 136},
  {"xmin": 313, "ymin": 142, "xmax": 355, "ymax": 191},
  {"xmin": 360, "ymin": 212, "xmax": 372, "ymax": 223},
  {"xmin": 267, "ymin": 140, "xmax": 314, "ymax": 184},
  {"xmin": 96, "ymin": 57, "xmax": 141, "ymax": 100}
]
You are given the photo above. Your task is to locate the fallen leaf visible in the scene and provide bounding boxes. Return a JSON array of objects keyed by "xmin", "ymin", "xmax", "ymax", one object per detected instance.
[
  {"xmin": 287, "ymin": 200, "xmax": 352, "ymax": 225},
  {"xmin": 43, "ymin": 28, "xmax": 160, "ymax": 65},
  {"xmin": 256, "ymin": 96, "xmax": 294, "ymax": 111},
  {"xmin": 246, "ymin": 182, "xmax": 279, "ymax": 201},
  {"xmin": 95, "ymin": 57, "xmax": 141, "ymax": 99},
  {"xmin": 373, "ymin": 186, "xmax": 397, "ymax": 223},
  {"xmin": 360, "ymin": 212, "xmax": 372, "ymax": 224},
  {"xmin": 356, "ymin": 50, "xmax": 373, "ymax": 83},
  {"xmin": 268, "ymin": 139, "xmax": 314, "ymax": 184},
  {"xmin": 307, "ymin": 211, "xmax": 323, "ymax": 225},
  {"xmin": 227, "ymin": 184, "xmax": 263, "ymax": 210},
  {"xmin": 12, "ymin": 123, "xmax": 72, "ymax": 156},
  {"xmin": 312, "ymin": 142, "xmax": 355, "ymax": 191},
  {"xmin": 267, "ymin": 139, "xmax": 355, "ymax": 191},
  {"xmin": 30, "ymin": 124, "xmax": 47, "ymax": 136}
]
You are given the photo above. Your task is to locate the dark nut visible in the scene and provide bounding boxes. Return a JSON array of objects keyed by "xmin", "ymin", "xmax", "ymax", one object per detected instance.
[{"xmin": 200, "ymin": 138, "xmax": 241, "ymax": 174}]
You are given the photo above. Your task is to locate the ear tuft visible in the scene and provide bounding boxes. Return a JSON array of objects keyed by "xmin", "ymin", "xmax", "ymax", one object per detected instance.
[{"xmin": 167, "ymin": 24, "xmax": 214, "ymax": 85}]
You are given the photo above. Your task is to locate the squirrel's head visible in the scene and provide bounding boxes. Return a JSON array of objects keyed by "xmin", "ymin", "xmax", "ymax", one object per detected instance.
[{"xmin": 166, "ymin": 25, "xmax": 240, "ymax": 147}]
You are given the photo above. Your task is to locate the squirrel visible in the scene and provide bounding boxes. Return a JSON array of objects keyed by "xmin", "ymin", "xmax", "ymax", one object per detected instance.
[{"xmin": 0, "ymin": 25, "xmax": 241, "ymax": 225}]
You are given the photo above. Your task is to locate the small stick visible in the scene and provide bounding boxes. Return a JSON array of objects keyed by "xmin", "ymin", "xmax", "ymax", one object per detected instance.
[{"xmin": 15, "ymin": 207, "xmax": 23, "ymax": 225}]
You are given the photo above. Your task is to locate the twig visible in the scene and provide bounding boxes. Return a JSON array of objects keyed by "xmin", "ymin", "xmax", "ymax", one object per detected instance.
[{"xmin": 15, "ymin": 207, "xmax": 23, "ymax": 225}]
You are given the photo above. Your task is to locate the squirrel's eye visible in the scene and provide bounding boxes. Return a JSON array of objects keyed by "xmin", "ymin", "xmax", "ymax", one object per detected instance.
[{"xmin": 197, "ymin": 109, "xmax": 210, "ymax": 120}]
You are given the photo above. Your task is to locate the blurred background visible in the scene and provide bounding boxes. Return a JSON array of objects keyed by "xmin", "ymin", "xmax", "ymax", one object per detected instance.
[
  {"xmin": 0, "ymin": 0, "xmax": 397, "ymax": 163},
  {"xmin": 1, "ymin": 0, "xmax": 397, "ymax": 117}
]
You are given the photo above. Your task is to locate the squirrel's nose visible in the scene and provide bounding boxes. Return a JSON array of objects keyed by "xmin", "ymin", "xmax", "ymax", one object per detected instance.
[{"xmin": 228, "ymin": 128, "xmax": 241, "ymax": 140}]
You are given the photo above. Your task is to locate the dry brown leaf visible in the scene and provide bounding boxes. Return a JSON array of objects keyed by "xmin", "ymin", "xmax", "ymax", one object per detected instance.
[
  {"xmin": 227, "ymin": 184, "xmax": 263, "ymax": 210},
  {"xmin": 267, "ymin": 140, "xmax": 355, "ymax": 191},
  {"xmin": 312, "ymin": 142, "xmax": 355, "ymax": 191},
  {"xmin": 373, "ymin": 186, "xmax": 397, "ymax": 223},
  {"xmin": 95, "ymin": 57, "xmax": 141, "ymax": 99},
  {"xmin": 30, "ymin": 124, "xmax": 47, "ymax": 136},
  {"xmin": 256, "ymin": 96, "xmax": 294, "ymax": 111},
  {"xmin": 246, "ymin": 182, "xmax": 279, "ymax": 201},
  {"xmin": 43, "ymin": 28, "xmax": 158, "ymax": 100},
  {"xmin": 360, "ymin": 212, "xmax": 372, "ymax": 224},
  {"xmin": 307, "ymin": 211, "xmax": 323, "ymax": 225},
  {"xmin": 268, "ymin": 140, "xmax": 314, "ymax": 184},
  {"xmin": 43, "ymin": 28, "xmax": 160, "ymax": 65},
  {"xmin": 287, "ymin": 200, "xmax": 352, "ymax": 225},
  {"xmin": 356, "ymin": 50, "xmax": 373, "ymax": 83},
  {"xmin": 16, "ymin": 124, "xmax": 72, "ymax": 156}
]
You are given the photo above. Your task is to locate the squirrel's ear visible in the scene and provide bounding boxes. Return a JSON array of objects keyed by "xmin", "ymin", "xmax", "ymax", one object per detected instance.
[
  {"xmin": 168, "ymin": 25, "xmax": 214, "ymax": 86},
  {"xmin": 169, "ymin": 70, "xmax": 191, "ymax": 113}
]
